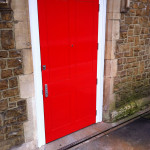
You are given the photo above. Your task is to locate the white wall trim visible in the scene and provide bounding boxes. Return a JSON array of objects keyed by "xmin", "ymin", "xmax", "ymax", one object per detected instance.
[
  {"xmin": 28, "ymin": 0, "xmax": 107, "ymax": 147},
  {"xmin": 28, "ymin": 0, "xmax": 46, "ymax": 147},
  {"xmin": 96, "ymin": 0, "xmax": 107, "ymax": 123}
]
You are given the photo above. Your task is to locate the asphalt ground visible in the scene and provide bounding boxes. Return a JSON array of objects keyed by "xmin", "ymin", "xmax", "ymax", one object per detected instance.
[{"xmin": 70, "ymin": 113, "xmax": 150, "ymax": 150}]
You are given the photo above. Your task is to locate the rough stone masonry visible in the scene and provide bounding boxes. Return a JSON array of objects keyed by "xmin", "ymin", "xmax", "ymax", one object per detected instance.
[
  {"xmin": 0, "ymin": 3, "xmax": 27, "ymax": 150},
  {"xmin": 113, "ymin": 0, "xmax": 150, "ymax": 120}
]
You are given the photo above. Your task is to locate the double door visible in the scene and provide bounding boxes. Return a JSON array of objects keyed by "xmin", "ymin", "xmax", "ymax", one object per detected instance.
[{"xmin": 38, "ymin": 0, "xmax": 99, "ymax": 143}]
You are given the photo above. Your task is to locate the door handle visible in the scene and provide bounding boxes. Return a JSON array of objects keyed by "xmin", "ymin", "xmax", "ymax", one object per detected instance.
[{"xmin": 45, "ymin": 84, "xmax": 48, "ymax": 98}]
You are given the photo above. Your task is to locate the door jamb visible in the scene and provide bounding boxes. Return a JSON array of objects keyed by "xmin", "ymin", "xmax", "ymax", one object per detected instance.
[
  {"xmin": 28, "ymin": 0, "xmax": 46, "ymax": 147},
  {"xmin": 28, "ymin": 0, "xmax": 107, "ymax": 147},
  {"xmin": 96, "ymin": 0, "xmax": 107, "ymax": 123}
]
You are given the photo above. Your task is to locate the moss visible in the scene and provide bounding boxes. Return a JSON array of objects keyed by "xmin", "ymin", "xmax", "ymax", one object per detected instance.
[
  {"xmin": 115, "ymin": 85, "xmax": 150, "ymax": 108},
  {"xmin": 111, "ymin": 101, "xmax": 140, "ymax": 122}
]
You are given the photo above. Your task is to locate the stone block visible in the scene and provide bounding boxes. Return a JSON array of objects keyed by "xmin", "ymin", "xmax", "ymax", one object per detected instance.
[
  {"xmin": 22, "ymin": 49, "xmax": 33, "ymax": 75},
  {"xmin": 106, "ymin": 20, "xmax": 120, "ymax": 41},
  {"xmin": 9, "ymin": 77, "xmax": 18, "ymax": 88},
  {"xmin": 14, "ymin": 21, "xmax": 31, "ymax": 49},
  {"xmin": 104, "ymin": 59, "xmax": 117, "ymax": 77},
  {"xmin": 5, "ymin": 106, "xmax": 26, "ymax": 119},
  {"xmin": 107, "ymin": 12, "xmax": 120, "ymax": 20},
  {"xmin": 106, "ymin": 20, "xmax": 113, "ymax": 41},
  {"xmin": 17, "ymin": 114, "xmax": 27, "ymax": 122},
  {"xmin": 0, "ymin": 114, "xmax": 2, "ymax": 127},
  {"xmin": 9, "ymin": 102, "xmax": 17, "ymax": 109},
  {"xmin": 3, "ymin": 88, "xmax": 19, "ymax": 98},
  {"xmin": 0, "ymin": 51, "xmax": 8, "ymax": 58},
  {"xmin": 24, "ymin": 98, "xmax": 35, "ymax": 143},
  {"xmin": 103, "ymin": 77, "xmax": 115, "ymax": 110},
  {"xmin": 19, "ymin": 74, "xmax": 34, "ymax": 99},
  {"xmin": 7, "ymin": 59, "xmax": 22, "ymax": 68},
  {"xmin": 125, "ymin": 17, "xmax": 133, "ymax": 24},
  {"xmin": 9, "ymin": 96, "xmax": 20, "ymax": 102},
  {"xmin": 134, "ymin": 25, "xmax": 141, "ymax": 35},
  {"xmin": 1, "ymin": 69, "xmax": 13, "ymax": 79},
  {"xmin": 13, "ymin": 67, "xmax": 23, "ymax": 76},
  {"xmin": 105, "ymin": 41, "xmax": 116, "ymax": 60},
  {"xmin": 0, "ymin": 80, "xmax": 8, "ymax": 90},
  {"xmin": 11, "ymin": 0, "xmax": 29, "ymax": 21},
  {"xmin": 0, "ymin": 99, "xmax": 8, "ymax": 112},
  {"xmin": 107, "ymin": 0, "xmax": 121, "ymax": 13},
  {"xmin": 9, "ymin": 50, "xmax": 22, "ymax": 58},
  {"xmin": 1, "ymin": 30, "xmax": 15, "ymax": 50},
  {"xmin": 0, "ymin": 22, "xmax": 13, "ymax": 29},
  {"xmin": 1, "ymin": 11, "xmax": 12, "ymax": 21},
  {"xmin": 17, "ymin": 100, "xmax": 26, "ymax": 107},
  {"xmin": 0, "ymin": 59, "xmax": 6, "ymax": 69}
]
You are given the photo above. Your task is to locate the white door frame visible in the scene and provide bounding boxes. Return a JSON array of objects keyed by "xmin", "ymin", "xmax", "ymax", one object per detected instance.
[{"xmin": 28, "ymin": 0, "xmax": 107, "ymax": 147}]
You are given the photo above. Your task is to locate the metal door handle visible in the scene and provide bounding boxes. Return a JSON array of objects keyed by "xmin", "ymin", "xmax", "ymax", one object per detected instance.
[{"xmin": 45, "ymin": 84, "xmax": 48, "ymax": 98}]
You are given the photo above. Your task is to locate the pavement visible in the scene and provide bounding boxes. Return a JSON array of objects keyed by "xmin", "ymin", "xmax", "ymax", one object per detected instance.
[{"xmin": 70, "ymin": 113, "xmax": 150, "ymax": 150}]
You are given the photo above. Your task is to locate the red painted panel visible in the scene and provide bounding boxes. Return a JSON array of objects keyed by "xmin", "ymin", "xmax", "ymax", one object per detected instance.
[{"xmin": 38, "ymin": 0, "xmax": 99, "ymax": 143}]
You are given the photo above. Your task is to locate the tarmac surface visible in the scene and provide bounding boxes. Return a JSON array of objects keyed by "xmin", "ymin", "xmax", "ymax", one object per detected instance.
[{"xmin": 71, "ymin": 113, "xmax": 150, "ymax": 150}]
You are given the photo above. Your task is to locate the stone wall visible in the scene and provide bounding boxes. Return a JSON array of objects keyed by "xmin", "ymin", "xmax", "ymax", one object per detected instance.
[
  {"xmin": 103, "ymin": 0, "xmax": 150, "ymax": 122},
  {"xmin": 0, "ymin": 3, "xmax": 27, "ymax": 150},
  {"xmin": 115, "ymin": 0, "xmax": 150, "ymax": 107}
]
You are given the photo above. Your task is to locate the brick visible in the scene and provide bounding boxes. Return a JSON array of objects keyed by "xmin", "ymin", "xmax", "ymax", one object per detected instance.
[
  {"xmin": 3, "ymin": 88, "xmax": 19, "ymax": 98},
  {"xmin": 9, "ymin": 77, "xmax": 18, "ymax": 88},
  {"xmin": 1, "ymin": 70, "xmax": 13, "ymax": 79},
  {"xmin": 1, "ymin": 30, "xmax": 15, "ymax": 50},
  {"xmin": 0, "ymin": 99, "xmax": 8, "ymax": 112},
  {"xmin": 7, "ymin": 59, "xmax": 22, "ymax": 68},
  {"xmin": 0, "ymin": 80, "xmax": 8, "ymax": 90}
]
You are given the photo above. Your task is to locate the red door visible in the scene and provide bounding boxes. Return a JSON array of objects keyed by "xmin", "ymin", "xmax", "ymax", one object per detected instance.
[{"xmin": 38, "ymin": 0, "xmax": 99, "ymax": 143}]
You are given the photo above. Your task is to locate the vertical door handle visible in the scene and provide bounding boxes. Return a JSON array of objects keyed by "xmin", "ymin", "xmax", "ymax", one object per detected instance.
[{"xmin": 45, "ymin": 84, "xmax": 48, "ymax": 98}]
